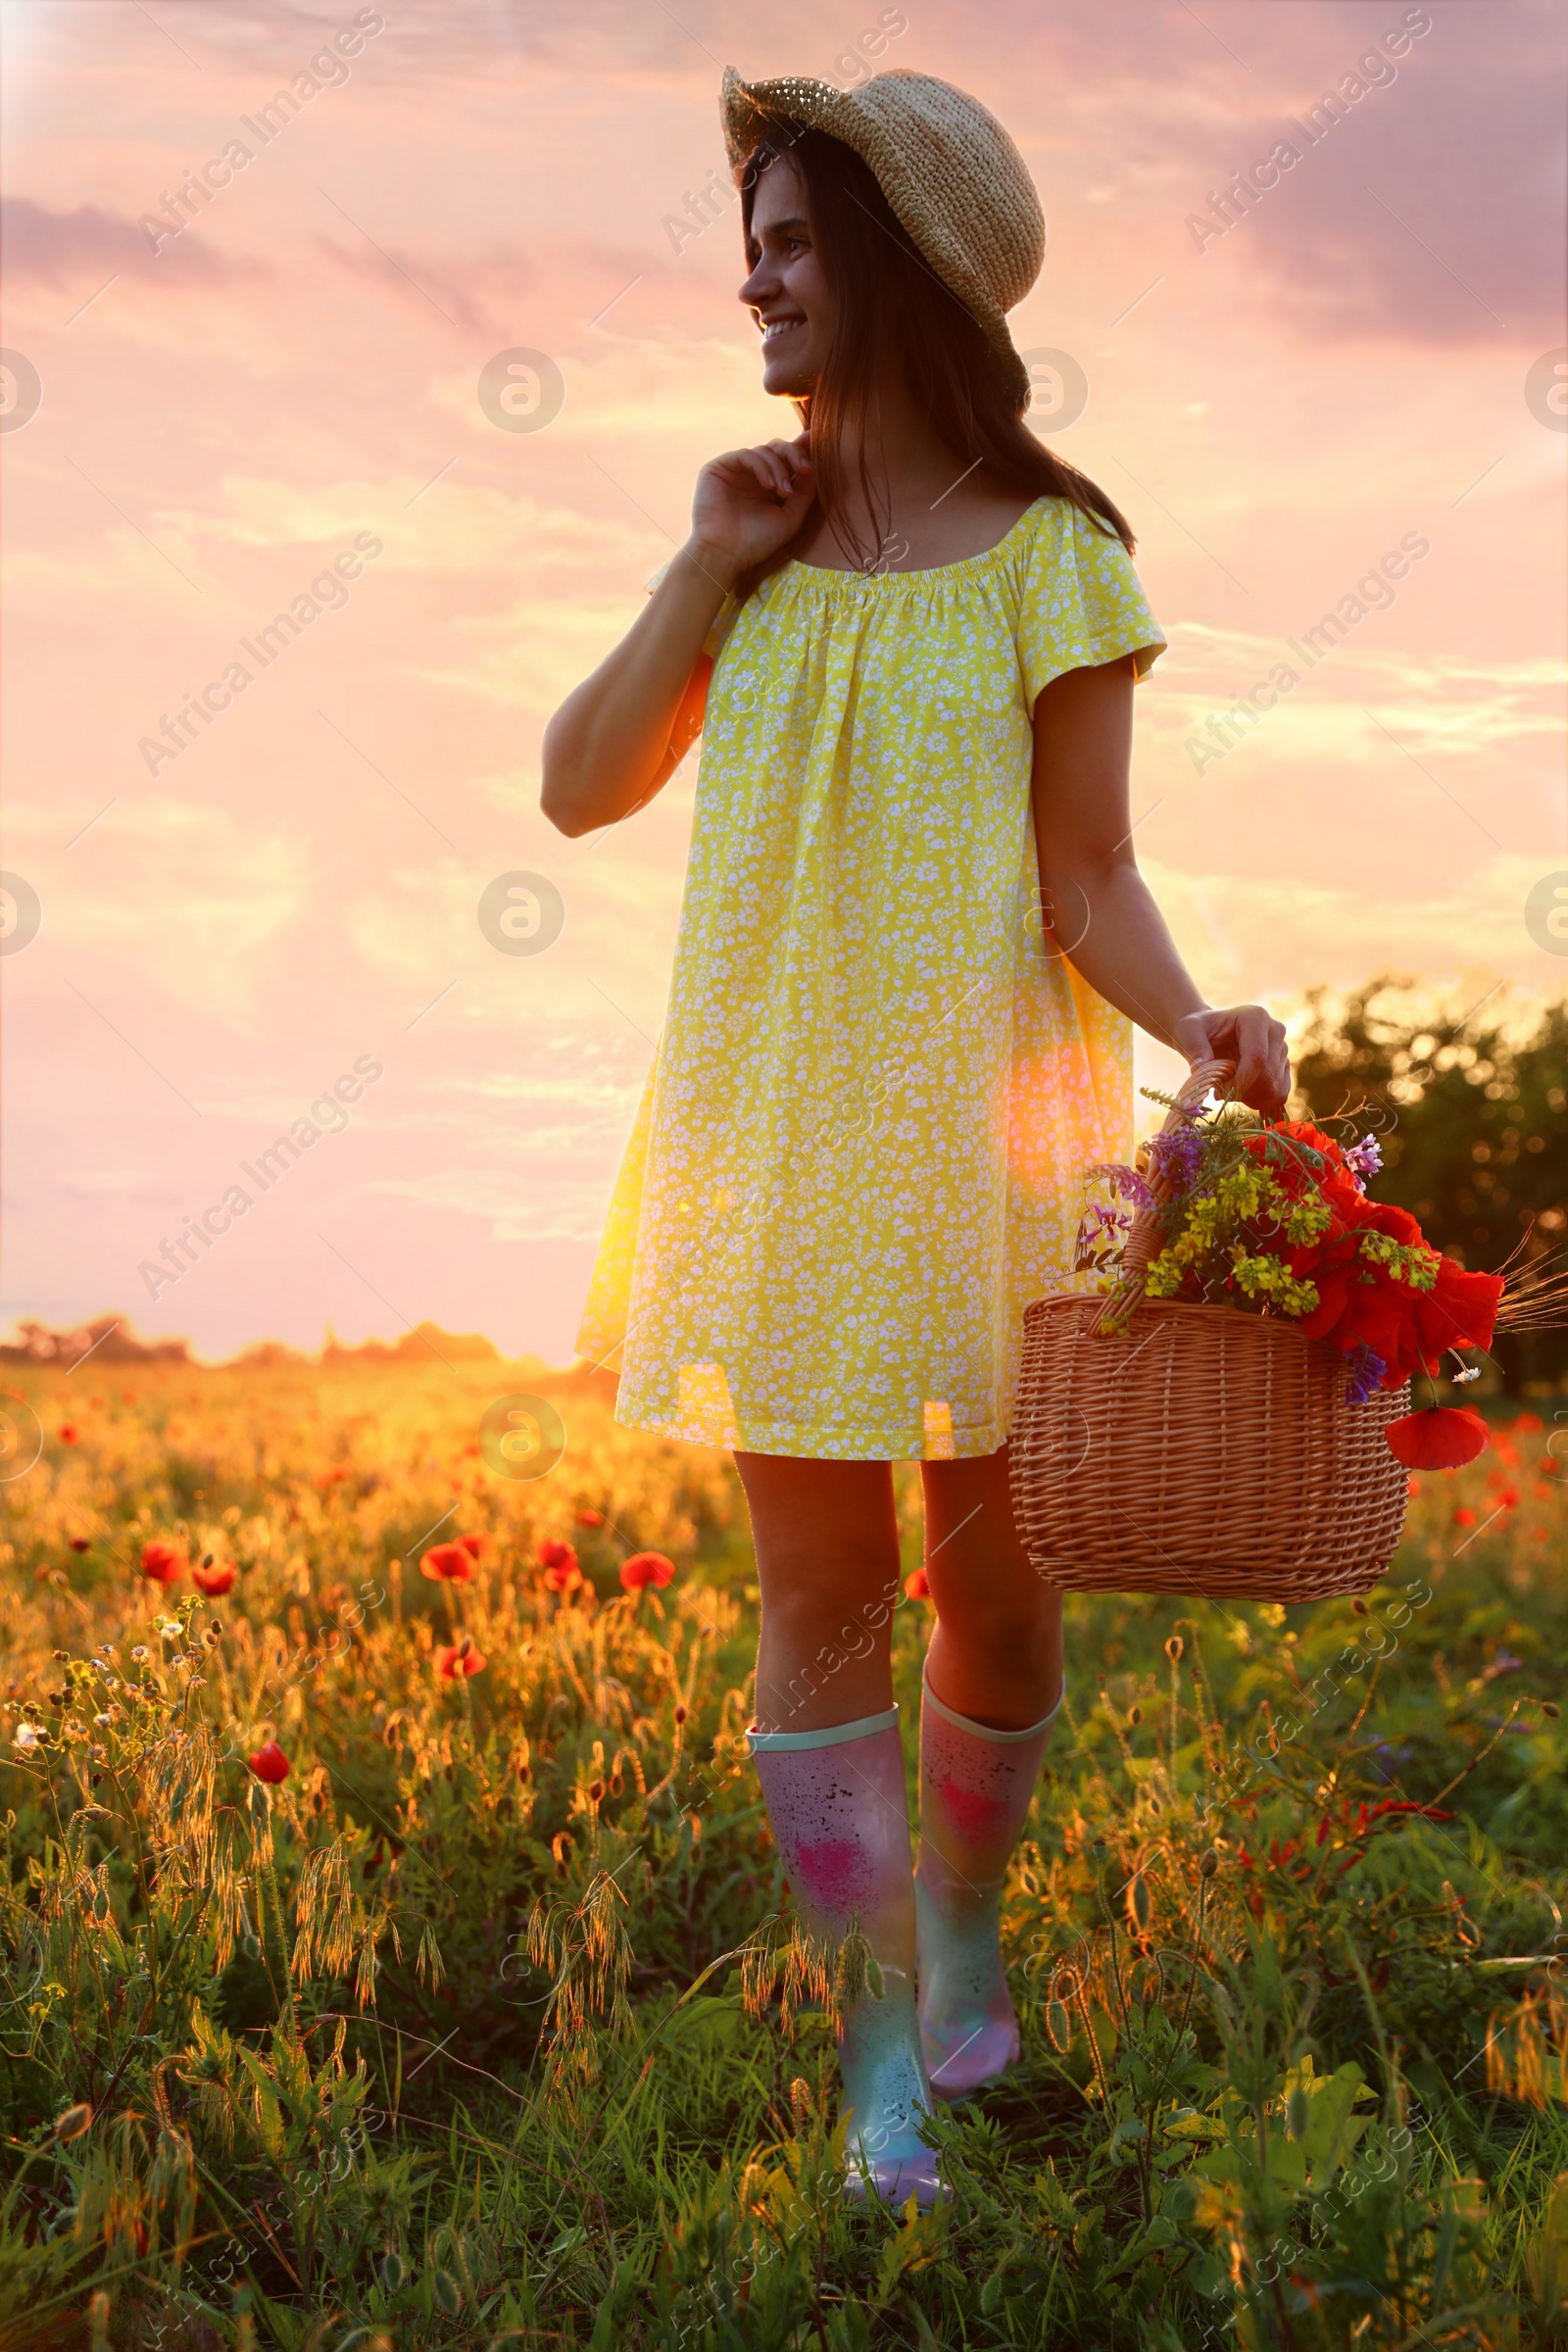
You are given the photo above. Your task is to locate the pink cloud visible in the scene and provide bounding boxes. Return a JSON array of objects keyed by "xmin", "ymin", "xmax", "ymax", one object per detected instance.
[
  {"xmin": 3, "ymin": 0, "xmax": 1562, "ymax": 1361},
  {"xmin": 1, "ymin": 195, "xmax": 258, "ymax": 289}
]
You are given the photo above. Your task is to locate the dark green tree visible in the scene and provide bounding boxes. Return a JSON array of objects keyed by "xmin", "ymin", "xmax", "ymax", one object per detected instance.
[{"xmin": 1291, "ymin": 980, "xmax": 1567, "ymax": 1394}]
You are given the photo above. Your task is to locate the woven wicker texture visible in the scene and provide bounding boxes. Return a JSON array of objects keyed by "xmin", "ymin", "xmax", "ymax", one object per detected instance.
[
  {"xmin": 1008, "ymin": 1055, "xmax": 1411, "ymax": 1600},
  {"xmin": 719, "ymin": 65, "xmax": 1044, "ymax": 409},
  {"xmin": 1010, "ymin": 1298, "xmax": 1411, "ymax": 1600}
]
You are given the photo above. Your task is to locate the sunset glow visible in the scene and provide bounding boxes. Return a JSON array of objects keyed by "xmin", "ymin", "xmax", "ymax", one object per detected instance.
[{"xmin": 3, "ymin": 0, "xmax": 1563, "ymax": 1361}]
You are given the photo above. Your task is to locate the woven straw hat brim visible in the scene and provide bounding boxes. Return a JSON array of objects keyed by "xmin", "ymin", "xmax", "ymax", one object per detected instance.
[{"xmin": 720, "ymin": 65, "xmax": 1044, "ymax": 405}]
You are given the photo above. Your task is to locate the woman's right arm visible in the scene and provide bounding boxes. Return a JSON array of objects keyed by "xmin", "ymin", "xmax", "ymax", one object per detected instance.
[{"xmin": 540, "ymin": 433, "xmax": 813, "ymax": 839}]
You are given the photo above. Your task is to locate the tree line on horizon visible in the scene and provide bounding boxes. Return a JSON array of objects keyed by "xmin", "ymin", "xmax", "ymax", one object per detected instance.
[
  {"xmin": 1292, "ymin": 980, "xmax": 1567, "ymax": 1393},
  {"xmin": 7, "ymin": 985, "xmax": 1563, "ymax": 1392}
]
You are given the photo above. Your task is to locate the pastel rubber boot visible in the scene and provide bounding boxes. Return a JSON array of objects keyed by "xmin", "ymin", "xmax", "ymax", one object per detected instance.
[
  {"xmin": 748, "ymin": 1706, "xmax": 942, "ymax": 2209},
  {"xmin": 914, "ymin": 1665, "xmax": 1061, "ymax": 2098}
]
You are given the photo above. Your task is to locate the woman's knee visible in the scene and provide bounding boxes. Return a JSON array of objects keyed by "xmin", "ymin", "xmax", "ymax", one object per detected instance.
[
  {"xmin": 760, "ymin": 1556, "xmax": 901, "ymax": 1659},
  {"xmin": 927, "ymin": 1573, "xmax": 1060, "ymax": 1665},
  {"xmin": 737, "ymin": 1454, "xmax": 902, "ymax": 1628},
  {"xmin": 752, "ymin": 1571, "xmax": 898, "ymax": 1731}
]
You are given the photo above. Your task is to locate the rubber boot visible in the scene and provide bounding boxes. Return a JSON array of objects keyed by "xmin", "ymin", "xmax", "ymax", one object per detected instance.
[
  {"xmin": 748, "ymin": 1705, "xmax": 942, "ymax": 2208},
  {"xmin": 914, "ymin": 1663, "xmax": 1062, "ymax": 2098}
]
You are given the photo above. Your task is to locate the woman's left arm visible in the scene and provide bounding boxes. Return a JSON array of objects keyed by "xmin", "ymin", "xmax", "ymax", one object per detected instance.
[{"xmin": 1030, "ymin": 653, "xmax": 1291, "ymax": 1116}]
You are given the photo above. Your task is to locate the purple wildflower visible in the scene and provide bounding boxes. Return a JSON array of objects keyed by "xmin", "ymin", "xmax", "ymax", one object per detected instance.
[
  {"xmin": 1148, "ymin": 1123, "xmax": 1204, "ymax": 1198},
  {"xmin": 1084, "ymin": 1162, "xmax": 1154, "ymax": 1212},
  {"xmin": 1343, "ymin": 1341, "xmax": 1388, "ymax": 1405},
  {"xmin": 1074, "ymin": 1201, "xmax": 1132, "ymax": 1269},
  {"xmin": 1343, "ymin": 1133, "xmax": 1383, "ymax": 1188}
]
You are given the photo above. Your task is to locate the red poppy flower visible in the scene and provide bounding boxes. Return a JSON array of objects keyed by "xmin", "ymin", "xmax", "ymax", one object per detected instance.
[
  {"xmin": 619, "ymin": 1550, "xmax": 674, "ymax": 1592},
  {"xmin": 58, "ymin": 1425, "xmax": 79, "ymax": 1446},
  {"xmin": 1244, "ymin": 1121, "xmax": 1348, "ymax": 1196},
  {"xmin": 419, "ymin": 1542, "xmax": 473, "ymax": 1584},
  {"xmin": 905, "ymin": 1567, "xmax": 931, "ymax": 1600},
  {"xmin": 457, "ymin": 1532, "xmax": 487, "ymax": 1560},
  {"xmin": 193, "ymin": 1558, "xmax": 237, "ymax": 1597},
  {"xmin": 1287, "ymin": 1195, "xmax": 1501, "ymax": 1389},
  {"xmin": 576, "ymin": 1507, "xmax": 605, "ymax": 1528},
  {"xmin": 1453, "ymin": 1506, "xmax": 1477, "ymax": 1528},
  {"xmin": 1385, "ymin": 1405, "xmax": 1490, "ymax": 1471},
  {"xmin": 536, "ymin": 1539, "xmax": 582, "ymax": 1592},
  {"xmin": 435, "ymin": 1639, "xmax": 486, "ymax": 1679},
  {"xmin": 539, "ymin": 1547, "xmax": 582, "ymax": 1595},
  {"xmin": 1409, "ymin": 1260, "xmax": 1503, "ymax": 1374},
  {"xmin": 69, "ymin": 1538, "xmax": 90, "ymax": 1553},
  {"xmin": 139, "ymin": 1542, "xmax": 183, "ymax": 1587},
  {"xmin": 247, "ymin": 1740, "xmax": 289, "ymax": 1784}
]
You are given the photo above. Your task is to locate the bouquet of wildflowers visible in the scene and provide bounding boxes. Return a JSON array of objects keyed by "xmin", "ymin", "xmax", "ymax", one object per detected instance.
[{"xmin": 1075, "ymin": 1094, "xmax": 1507, "ymax": 1457}]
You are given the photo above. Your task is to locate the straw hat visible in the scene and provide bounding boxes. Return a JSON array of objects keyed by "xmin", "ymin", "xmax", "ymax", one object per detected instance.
[{"xmin": 719, "ymin": 65, "xmax": 1046, "ymax": 410}]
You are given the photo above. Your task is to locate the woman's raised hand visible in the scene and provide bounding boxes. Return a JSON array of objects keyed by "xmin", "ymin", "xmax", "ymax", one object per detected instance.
[
  {"xmin": 539, "ymin": 430, "xmax": 814, "ymax": 838},
  {"xmin": 686, "ymin": 433, "xmax": 813, "ymax": 587}
]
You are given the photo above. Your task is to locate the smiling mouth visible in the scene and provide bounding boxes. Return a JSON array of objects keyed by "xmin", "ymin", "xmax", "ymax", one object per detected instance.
[{"xmin": 761, "ymin": 317, "xmax": 805, "ymax": 342}]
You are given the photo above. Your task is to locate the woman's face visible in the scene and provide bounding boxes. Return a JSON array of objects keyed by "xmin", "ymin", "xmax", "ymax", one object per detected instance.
[{"xmin": 739, "ymin": 150, "xmax": 836, "ymax": 398}]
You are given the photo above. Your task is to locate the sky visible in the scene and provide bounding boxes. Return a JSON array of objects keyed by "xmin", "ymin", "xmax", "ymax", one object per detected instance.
[{"xmin": 2, "ymin": 0, "xmax": 1565, "ymax": 1365}]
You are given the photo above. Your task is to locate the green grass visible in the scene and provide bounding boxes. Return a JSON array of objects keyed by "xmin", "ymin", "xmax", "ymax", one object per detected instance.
[{"xmin": 1, "ymin": 1362, "xmax": 1566, "ymax": 2348}]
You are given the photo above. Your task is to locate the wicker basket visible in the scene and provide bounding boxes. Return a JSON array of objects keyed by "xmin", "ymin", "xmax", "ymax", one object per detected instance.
[{"xmin": 1008, "ymin": 1058, "xmax": 1411, "ymax": 1602}]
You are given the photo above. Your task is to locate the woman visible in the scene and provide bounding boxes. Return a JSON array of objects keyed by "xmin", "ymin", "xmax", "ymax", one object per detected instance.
[{"xmin": 543, "ymin": 66, "xmax": 1289, "ymax": 2208}]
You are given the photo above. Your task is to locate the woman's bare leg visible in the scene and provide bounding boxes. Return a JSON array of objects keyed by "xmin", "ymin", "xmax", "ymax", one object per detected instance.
[
  {"xmin": 736, "ymin": 1451, "xmax": 903, "ymax": 1734},
  {"xmin": 920, "ymin": 1445, "xmax": 1061, "ymax": 1727}
]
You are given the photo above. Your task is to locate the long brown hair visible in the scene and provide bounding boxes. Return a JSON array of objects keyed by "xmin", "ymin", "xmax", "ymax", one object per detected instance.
[{"xmin": 736, "ymin": 120, "xmax": 1135, "ymax": 596}]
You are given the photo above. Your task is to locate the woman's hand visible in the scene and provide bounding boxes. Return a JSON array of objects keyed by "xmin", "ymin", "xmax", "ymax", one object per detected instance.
[
  {"xmin": 1173, "ymin": 1004, "xmax": 1291, "ymax": 1118},
  {"xmin": 541, "ymin": 438, "xmax": 812, "ymax": 838},
  {"xmin": 687, "ymin": 432, "xmax": 813, "ymax": 585}
]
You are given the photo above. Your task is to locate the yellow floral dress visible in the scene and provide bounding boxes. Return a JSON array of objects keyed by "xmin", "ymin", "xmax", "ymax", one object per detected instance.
[{"xmin": 575, "ymin": 494, "xmax": 1166, "ymax": 1460}]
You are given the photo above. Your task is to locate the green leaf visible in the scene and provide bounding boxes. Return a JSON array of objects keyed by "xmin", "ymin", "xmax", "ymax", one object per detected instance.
[
  {"xmin": 1162, "ymin": 2107, "xmax": 1228, "ymax": 2143},
  {"xmin": 1528, "ymin": 2173, "xmax": 1568, "ymax": 2315},
  {"xmin": 873, "ymin": 2202, "xmax": 943, "ymax": 2304},
  {"xmin": 1286, "ymin": 2057, "xmax": 1374, "ymax": 2184}
]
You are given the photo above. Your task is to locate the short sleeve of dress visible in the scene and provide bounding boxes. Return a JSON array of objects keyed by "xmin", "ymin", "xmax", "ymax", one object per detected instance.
[
  {"xmin": 646, "ymin": 559, "xmax": 742, "ymax": 663},
  {"xmin": 1015, "ymin": 498, "xmax": 1167, "ymax": 714}
]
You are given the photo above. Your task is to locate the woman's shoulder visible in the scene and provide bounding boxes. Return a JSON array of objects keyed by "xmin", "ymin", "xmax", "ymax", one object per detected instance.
[
  {"xmin": 1008, "ymin": 490, "xmax": 1166, "ymax": 696},
  {"xmin": 1005, "ymin": 493, "xmax": 1143, "ymax": 603},
  {"xmin": 1014, "ymin": 491, "xmax": 1124, "ymax": 555}
]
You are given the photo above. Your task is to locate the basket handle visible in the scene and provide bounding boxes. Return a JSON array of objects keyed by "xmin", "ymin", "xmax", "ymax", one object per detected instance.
[{"xmin": 1102, "ymin": 1055, "xmax": 1236, "ymax": 1314}]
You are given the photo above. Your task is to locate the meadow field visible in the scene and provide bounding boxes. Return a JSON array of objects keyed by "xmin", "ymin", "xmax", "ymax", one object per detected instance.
[{"xmin": 1, "ymin": 1353, "xmax": 1566, "ymax": 2350}]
